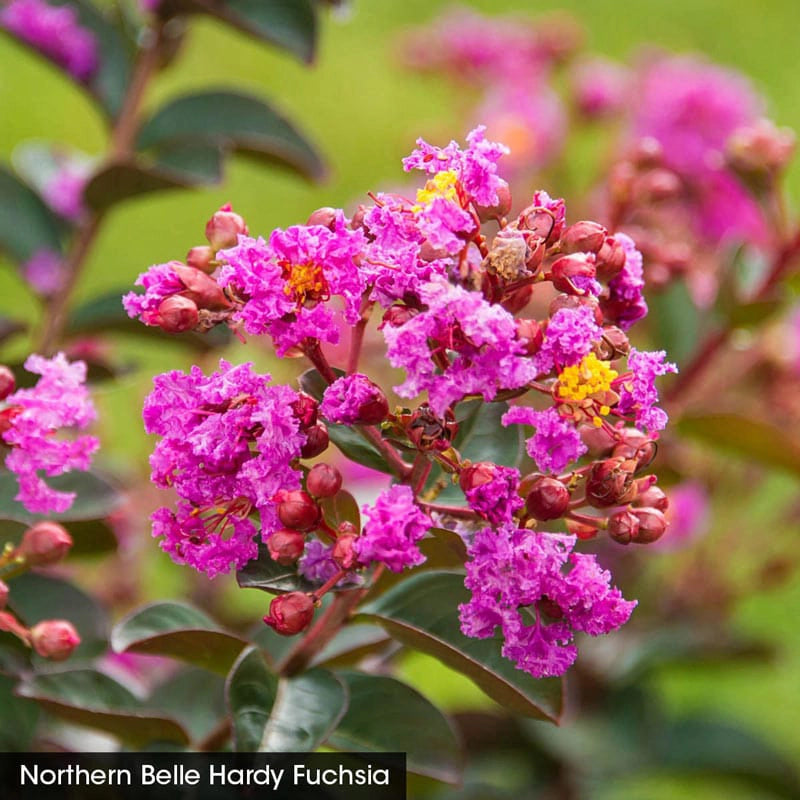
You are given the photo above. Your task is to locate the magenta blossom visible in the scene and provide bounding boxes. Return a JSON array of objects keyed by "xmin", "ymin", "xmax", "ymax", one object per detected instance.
[
  {"xmin": 1, "ymin": 0, "xmax": 98, "ymax": 81},
  {"xmin": 459, "ymin": 526, "xmax": 636, "ymax": 678},
  {"xmin": 616, "ymin": 348, "xmax": 677, "ymax": 432},
  {"xmin": 2, "ymin": 353, "xmax": 98, "ymax": 514},
  {"xmin": 502, "ymin": 406, "xmax": 587, "ymax": 474},
  {"xmin": 22, "ymin": 249, "xmax": 67, "ymax": 296}
]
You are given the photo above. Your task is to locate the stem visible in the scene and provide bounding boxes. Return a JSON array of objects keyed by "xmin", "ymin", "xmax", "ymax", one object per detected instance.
[
  {"xmin": 37, "ymin": 22, "xmax": 167, "ymax": 355},
  {"xmin": 410, "ymin": 452, "xmax": 432, "ymax": 494},
  {"xmin": 347, "ymin": 298, "xmax": 374, "ymax": 374},
  {"xmin": 418, "ymin": 501, "xmax": 480, "ymax": 520}
]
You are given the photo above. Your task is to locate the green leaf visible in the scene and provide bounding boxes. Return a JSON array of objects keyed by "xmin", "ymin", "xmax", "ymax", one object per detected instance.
[
  {"xmin": 678, "ymin": 414, "xmax": 800, "ymax": 477},
  {"xmin": 297, "ymin": 366, "xmax": 338, "ymax": 400},
  {"xmin": 0, "ymin": 469, "xmax": 123, "ymax": 526},
  {"xmin": 457, "ymin": 400, "xmax": 524, "ymax": 468},
  {"xmin": 0, "ymin": 675, "xmax": 39, "ymax": 751},
  {"xmin": 15, "ymin": 669, "xmax": 190, "ymax": 747},
  {"xmin": 137, "ymin": 90, "xmax": 325, "ymax": 181},
  {"xmin": 149, "ymin": 668, "xmax": 227, "ymax": 743},
  {"xmin": 155, "ymin": 142, "xmax": 225, "ymax": 184},
  {"xmin": 328, "ymin": 671, "xmax": 462, "ymax": 783},
  {"xmin": 0, "ymin": 636, "xmax": 31, "ymax": 678},
  {"xmin": 648, "ymin": 280, "xmax": 701, "ymax": 367},
  {"xmin": 327, "ymin": 424, "xmax": 394, "ymax": 475},
  {"xmin": 8, "ymin": 573, "xmax": 109, "ymax": 660},
  {"xmin": 358, "ymin": 572, "xmax": 563, "ymax": 722},
  {"xmin": 237, "ymin": 542, "xmax": 316, "ymax": 595},
  {"xmin": 657, "ymin": 717, "xmax": 800, "ymax": 798},
  {"xmin": 160, "ymin": 0, "xmax": 318, "ymax": 63},
  {"xmin": 111, "ymin": 602, "xmax": 248, "ymax": 675},
  {"xmin": 1, "ymin": 518, "xmax": 118, "ymax": 557},
  {"xmin": 0, "ymin": 166, "xmax": 63, "ymax": 261},
  {"xmin": 320, "ymin": 490, "xmax": 361, "ymax": 531},
  {"xmin": 311, "ymin": 623, "xmax": 391, "ymax": 668},
  {"xmin": 68, "ymin": 289, "xmax": 232, "ymax": 350},
  {"xmin": 226, "ymin": 646, "xmax": 347, "ymax": 751}
]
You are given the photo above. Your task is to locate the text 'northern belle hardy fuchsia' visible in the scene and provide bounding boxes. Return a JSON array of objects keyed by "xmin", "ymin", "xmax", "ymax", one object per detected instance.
[{"xmin": 126, "ymin": 127, "xmax": 677, "ymax": 679}]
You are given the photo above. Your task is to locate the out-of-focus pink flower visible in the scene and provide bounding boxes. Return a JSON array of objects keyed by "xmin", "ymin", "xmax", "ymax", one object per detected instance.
[
  {"xmin": 654, "ymin": 481, "xmax": 710, "ymax": 551},
  {"xmin": 21, "ymin": 248, "xmax": 67, "ymax": 296},
  {"xmin": 572, "ymin": 58, "xmax": 630, "ymax": 119},
  {"xmin": 42, "ymin": 163, "xmax": 88, "ymax": 221}
]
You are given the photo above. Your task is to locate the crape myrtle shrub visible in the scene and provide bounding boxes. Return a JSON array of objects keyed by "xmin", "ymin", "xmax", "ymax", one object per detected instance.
[{"xmin": 0, "ymin": 3, "xmax": 800, "ymax": 794}]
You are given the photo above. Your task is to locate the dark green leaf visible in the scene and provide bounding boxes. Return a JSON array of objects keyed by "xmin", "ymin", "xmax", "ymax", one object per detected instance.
[
  {"xmin": 137, "ymin": 90, "xmax": 325, "ymax": 181},
  {"xmin": 327, "ymin": 423, "xmax": 393, "ymax": 475},
  {"xmin": 678, "ymin": 414, "xmax": 800, "ymax": 477},
  {"xmin": 159, "ymin": 0, "xmax": 318, "ymax": 63},
  {"xmin": 16, "ymin": 669, "xmax": 189, "ymax": 747},
  {"xmin": 0, "ymin": 469, "xmax": 123, "ymax": 526},
  {"xmin": 329, "ymin": 671, "xmax": 462, "ymax": 783},
  {"xmin": 0, "ymin": 675, "xmax": 39, "ymax": 751},
  {"xmin": 226, "ymin": 646, "xmax": 347, "ymax": 752},
  {"xmin": 358, "ymin": 572, "xmax": 563, "ymax": 722},
  {"xmin": 311, "ymin": 624, "xmax": 391, "ymax": 668},
  {"xmin": 657, "ymin": 717, "xmax": 800, "ymax": 798},
  {"xmin": 149, "ymin": 668, "xmax": 227, "ymax": 743},
  {"xmin": 155, "ymin": 142, "xmax": 224, "ymax": 184},
  {"xmin": 298, "ymin": 366, "xmax": 338, "ymax": 400},
  {"xmin": 238, "ymin": 542, "xmax": 316, "ymax": 595},
  {"xmin": 0, "ymin": 635, "xmax": 31, "ymax": 678},
  {"xmin": 320, "ymin": 490, "xmax": 360, "ymax": 531},
  {"xmin": 457, "ymin": 400, "xmax": 524, "ymax": 468},
  {"xmin": 68, "ymin": 289, "xmax": 232, "ymax": 350},
  {"xmin": 8, "ymin": 573, "xmax": 109, "ymax": 660},
  {"xmin": 648, "ymin": 280, "xmax": 701, "ymax": 367},
  {"xmin": 0, "ymin": 166, "xmax": 63, "ymax": 261},
  {"xmin": 111, "ymin": 602, "xmax": 248, "ymax": 675}
]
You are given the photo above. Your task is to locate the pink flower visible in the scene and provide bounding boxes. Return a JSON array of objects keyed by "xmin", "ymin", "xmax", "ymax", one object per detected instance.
[
  {"xmin": 502, "ymin": 406, "xmax": 587, "ymax": 474},
  {"xmin": 22, "ymin": 249, "xmax": 67, "ymax": 296},
  {"xmin": 2, "ymin": 353, "xmax": 98, "ymax": 514}
]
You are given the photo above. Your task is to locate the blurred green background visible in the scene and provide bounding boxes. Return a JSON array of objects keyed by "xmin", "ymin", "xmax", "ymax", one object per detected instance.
[{"xmin": 1, "ymin": 2, "xmax": 800, "ymax": 796}]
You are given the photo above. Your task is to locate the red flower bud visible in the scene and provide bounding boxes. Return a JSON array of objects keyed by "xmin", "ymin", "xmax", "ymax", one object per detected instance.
[
  {"xmin": 727, "ymin": 119, "xmax": 796, "ymax": 177},
  {"xmin": 186, "ymin": 245, "xmax": 216, "ymax": 273},
  {"xmin": 636, "ymin": 484, "xmax": 669, "ymax": 512},
  {"xmin": 526, "ymin": 476, "xmax": 570, "ymax": 521},
  {"xmin": 594, "ymin": 326, "xmax": 630, "ymax": 360},
  {"xmin": 637, "ymin": 168, "xmax": 682, "ymax": 201},
  {"xmin": 274, "ymin": 490, "xmax": 320, "ymax": 531},
  {"xmin": 267, "ymin": 529, "xmax": 306, "ymax": 565},
  {"xmin": 0, "ymin": 580, "xmax": 8, "ymax": 609},
  {"xmin": 350, "ymin": 204, "xmax": 368, "ymax": 230},
  {"xmin": 549, "ymin": 293, "xmax": 603, "ymax": 325},
  {"xmin": 353, "ymin": 381, "xmax": 389, "ymax": 426},
  {"xmin": 381, "ymin": 305, "xmax": 416, "ymax": 329},
  {"xmin": 549, "ymin": 253, "xmax": 597, "ymax": 294},
  {"xmin": 518, "ymin": 205, "xmax": 559, "ymax": 243},
  {"xmin": 306, "ymin": 463, "xmax": 342, "ymax": 498},
  {"xmin": 516, "ymin": 318, "xmax": 543, "ymax": 355},
  {"xmin": 300, "ymin": 423, "xmax": 329, "ymax": 459},
  {"xmin": 205, "ymin": 203, "xmax": 248, "ymax": 250},
  {"xmin": 595, "ymin": 237, "xmax": 627, "ymax": 280},
  {"xmin": 291, "ymin": 392, "xmax": 319, "ymax": 429},
  {"xmin": 585, "ymin": 458, "xmax": 638, "ymax": 508},
  {"xmin": 500, "ymin": 284, "xmax": 533, "ymax": 314},
  {"xmin": 0, "ymin": 365, "xmax": 15, "ymax": 401},
  {"xmin": 0, "ymin": 405, "xmax": 23, "ymax": 436},
  {"xmin": 157, "ymin": 295, "xmax": 199, "ymax": 333},
  {"xmin": 612, "ymin": 430, "xmax": 657, "ymax": 471},
  {"xmin": 171, "ymin": 264, "xmax": 230, "ymax": 310},
  {"xmin": 16, "ymin": 521, "xmax": 72, "ymax": 566},
  {"xmin": 459, "ymin": 462, "xmax": 497, "ymax": 493},
  {"xmin": 476, "ymin": 179, "xmax": 512, "ymax": 222},
  {"xmin": 561, "ymin": 220, "xmax": 607, "ymax": 254},
  {"xmin": 332, "ymin": 534, "xmax": 359, "ymax": 570},
  {"xmin": 29, "ymin": 620, "xmax": 80, "ymax": 661},
  {"xmin": 608, "ymin": 509, "xmax": 640, "ymax": 545},
  {"xmin": 631, "ymin": 507, "xmax": 668, "ymax": 543},
  {"xmin": 263, "ymin": 592, "xmax": 315, "ymax": 636},
  {"xmin": 306, "ymin": 207, "xmax": 338, "ymax": 229}
]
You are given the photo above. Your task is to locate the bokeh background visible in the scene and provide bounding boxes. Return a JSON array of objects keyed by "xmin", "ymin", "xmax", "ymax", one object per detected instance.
[{"xmin": 1, "ymin": 2, "xmax": 799, "ymax": 798}]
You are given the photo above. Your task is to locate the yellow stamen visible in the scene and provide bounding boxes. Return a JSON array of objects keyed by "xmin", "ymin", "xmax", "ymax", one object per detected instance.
[
  {"xmin": 557, "ymin": 353, "xmax": 618, "ymax": 403},
  {"xmin": 283, "ymin": 261, "xmax": 327, "ymax": 303},
  {"xmin": 413, "ymin": 169, "xmax": 460, "ymax": 210}
]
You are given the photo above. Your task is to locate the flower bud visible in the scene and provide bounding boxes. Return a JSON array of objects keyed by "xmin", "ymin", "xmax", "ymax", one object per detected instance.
[
  {"xmin": 0, "ymin": 365, "xmax": 15, "ymax": 401},
  {"xmin": 561, "ymin": 220, "xmax": 606, "ymax": 254},
  {"xmin": 475, "ymin": 179, "xmax": 512, "ymax": 221},
  {"xmin": 407, "ymin": 405, "xmax": 458, "ymax": 451},
  {"xmin": 549, "ymin": 293, "xmax": 603, "ymax": 325},
  {"xmin": 381, "ymin": 304, "xmax": 416, "ymax": 329},
  {"xmin": 300, "ymin": 423, "xmax": 329, "ymax": 459},
  {"xmin": 205, "ymin": 203, "xmax": 248, "ymax": 250},
  {"xmin": 352, "ymin": 380, "xmax": 389, "ymax": 426},
  {"xmin": 727, "ymin": 119, "xmax": 796, "ymax": 177},
  {"xmin": 263, "ymin": 592, "xmax": 315, "ymax": 636},
  {"xmin": 0, "ymin": 406, "xmax": 22, "ymax": 437},
  {"xmin": 274, "ymin": 490, "xmax": 320, "ymax": 531},
  {"xmin": 332, "ymin": 534, "xmax": 359, "ymax": 570},
  {"xmin": 306, "ymin": 463, "xmax": 342, "ymax": 498},
  {"xmin": 291, "ymin": 393, "xmax": 319, "ymax": 429},
  {"xmin": 16, "ymin": 521, "xmax": 72, "ymax": 566},
  {"xmin": 585, "ymin": 458, "xmax": 638, "ymax": 507},
  {"xmin": 350, "ymin": 204, "xmax": 368, "ymax": 230},
  {"xmin": 267, "ymin": 529, "xmax": 306, "ymax": 565},
  {"xmin": 594, "ymin": 326, "xmax": 630, "ymax": 360},
  {"xmin": 0, "ymin": 610, "xmax": 28, "ymax": 639},
  {"xmin": 171, "ymin": 264, "xmax": 230, "ymax": 310},
  {"xmin": 612, "ymin": 430, "xmax": 657, "ymax": 471},
  {"xmin": 636, "ymin": 484, "xmax": 669, "ymax": 512},
  {"xmin": 608, "ymin": 509, "xmax": 640, "ymax": 545},
  {"xmin": 501, "ymin": 284, "xmax": 533, "ymax": 314},
  {"xmin": 459, "ymin": 462, "xmax": 497, "ymax": 494},
  {"xmin": 157, "ymin": 295, "xmax": 199, "ymax": 333},
  {"xmin": 29, "ymin": 620, "xmax": 80, "ymax": 661},
  {"xmin": 186, "ymin": 245, "xmax": 216, "ymax": 273},
  {"xmin": 516, "ymin": 318, "xmax": 543, "ymax": 355},
  {"xmin": 518, "ymin": 205, "xmax": 558, "ymax": 243},
  {"xmin": 595, "ymin": 236, "xmax": 627, "ymax": 280},
  {"xmin": 549, "ymin": 253, "xmax": 597, "ymax": 294},
  {"xmin": 631, "ymin": 507, "xmax": 668, "ymax": 543},
  {"xmin": 637, "ymin": 168, "xmax": 682, "ymax": 202},
  {"xmin": 0, "ymin": 580, "xmax": 8, "ymax": 609},
  {"xmin": 526, "ymin": 476, "xmax": 570, "ymax": 521},
  {"xmin": 306, "ymin": 207, "xmax": 338, "ymax": 229},
  {"xmin": 630, "ymin": 137, "xmax": 664, "ymax": 167}
]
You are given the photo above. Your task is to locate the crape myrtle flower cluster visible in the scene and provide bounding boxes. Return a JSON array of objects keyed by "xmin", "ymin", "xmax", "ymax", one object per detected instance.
[
  {"xmin": 0, "ymin": 0, "xmax": 98, "ymax": 82},
  {"xmin": 127, "ymin": 128, "xmax": 677, "ymax": 678},
  {"xmin": 0, "ymin": 354, "xmax": 98, "ymax": 514},
  {"xmin": 0, "ymin": 521, "xmax": 81, "ymax": 661}
]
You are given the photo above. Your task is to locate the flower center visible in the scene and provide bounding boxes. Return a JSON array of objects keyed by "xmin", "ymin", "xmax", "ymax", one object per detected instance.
[
  {"xmin": 557, "ymin": 353, "xmax": 618, "ymax": 426},
  {"xmin": 282, "ymin": 261, "xmax": 328, "ymax": 305},
  {"xmin": 414, "ymin": 169, "xmax": 461, "ymax": 209}
]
